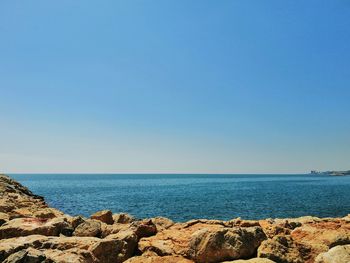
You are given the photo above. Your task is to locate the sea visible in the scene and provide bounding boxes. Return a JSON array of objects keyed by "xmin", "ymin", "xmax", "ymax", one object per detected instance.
[{"xmin": 11, "ymin": 174, "xmax": 350, "ymax": 222}]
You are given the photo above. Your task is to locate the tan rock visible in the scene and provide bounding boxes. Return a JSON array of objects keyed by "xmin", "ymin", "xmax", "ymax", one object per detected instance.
[
  {"xmin": 0, "ymin": 217, "xmax": 71, "ymax": 238},
  {"xmin": 132, "ymin": 219, "xmax": 157, "ymax": 239},
  {"xmin": 43, "ymin": 248, "xmax": 95, "ymax": 263},
  {"xmin": 69, "ymin": 215, "xmax": 86, "ymax": 229},
  {"xmin": 189, "ymin": 226, "xmax": 266, "ymax": 263},
  {"xmin": 0, "ymin": 212, "xmax": 9, "ymax": 226},
  {"xmin": 73, "ymin": 219, "xmax": 102, "ymax": 237},
  {"xmin": 139, "ymin": 222, "xmax": 223, "ymax": 257},
  {"xmin": 223, "ymin": 258, "xmax": 276, "ymax": 263},
  {"xmin": 2, "ymin": 248, "xmax": 46, "ymax": 263},
  {"xmin": 258, "ymin": 235, "xmax": 310, "ymax": 263},
  {"xmin": 139, "ymin": 221, "xmax": 266, "ymax": 263},
  {"xmin": 113, "ymin": 213, "xmax": 135, "ymax": 224},
  {"xmin": 228, "ymin": 218, "xmax": 261, "ymax": 228},
  {"xmin": 106, "ymin": 230, "xmax": 138, "ymax": 261},
  {"xmin": 33, "ymin": 207, "xmax": 64, "ymax": 219},
  {"xmin": 91, "ymin": 209, "xmax": 114, "ymax": 225},
  {"xmin": 315, "ymin": 244, "xmax": 350, "ymax": 263},
  {"xmin": 124, "ymin": 255, "xmax": 194, "ymax": 263},
  {"xmin": 291, "ymin": 219, "xmax": 350, "ymax": 261},
  {"xmin": 151, "ymin": 217, "xmax": 174, "ymax": 231}
]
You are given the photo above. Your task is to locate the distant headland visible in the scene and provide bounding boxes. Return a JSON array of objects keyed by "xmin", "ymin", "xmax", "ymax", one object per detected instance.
[{"xmin": 310, "ymin": 170, "xmax": 350, "ymax": 176}]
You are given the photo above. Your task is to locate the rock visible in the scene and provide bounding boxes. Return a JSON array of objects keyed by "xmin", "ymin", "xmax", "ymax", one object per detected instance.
[
  {"xmin": 69, "ymin": 215, "xmax": 86, "ymax": 229},
  {"xmin": 33, "ymin": 207, "xmax": 64, "ymax": 219},
  {"xmin": 291, "ymin": 218, "xmax": 350, "ymax": 261},
  {"xmin": 228, "ymin": 218, "xmax": 260, "ymax": 228},
  {"xmin": 0, "ymin": 217, "xmax": 71, "ymax": 238},
  {"xmin": 106, "ymin": 230, "xmax": 138, "ymax": 261},
  {"xmin": 43, "ymin": 248, "xmax": 95, "ymax": 263},
  {"xmin": 91, "ymin": 210, "xmax": 114, "ymax": 225},
  {"xmin": 73, "ymin": 219, "xmax": 102, "ymax": 237},
  {"xmin": 151, "ymin": 217, "xmax": 174, "ymax": 231},
  {"xmin": 258, "ymin": 235, "xmax": 310, "ymax": 263},
  {"xmin": 132, "ymin": 219, "xmax": 157, "ymax": 239},
  {"xmin": 223, "ymin": 259, "xmax": 276, "ymax": 263},
  {"xmin": 259, "ymin": 219, "xmax": 292, "ymax": 239},
  {"xmin": 113, "ymin": 213, "xmax": 135, "ymax": 224},
  {"xmin": 139, "ymin": 221, "xmax": 266, "ymax": 263},
  {"xmin": 3, "ymin": 248, "xmax": 46, "ymax": 263},
  {"xmin": 315, "ymin": 244, "xmax": 350, "ymax": 263},
  {"xmin": 89, "ymin": 238, "xmax": 122, "ymax": 262},
  {"xmin": 0, "ymin": 235, "xmax": 50, "ymax": 260},
  {"xmin": 0, "ymin": 212, "xmax": 9, "ymax": 226},
  {"xmin": 189, "ymin": 226, "xmax": 267, "ymax": 263},
  {"xmin": 124, "ymin": 255, "xmax": 194, "ymax": 263}
]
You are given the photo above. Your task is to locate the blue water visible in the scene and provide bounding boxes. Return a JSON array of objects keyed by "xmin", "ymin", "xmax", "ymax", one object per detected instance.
[{"xmin": 10, "ymin": 174, "xmax": 350, "ymax": 222}]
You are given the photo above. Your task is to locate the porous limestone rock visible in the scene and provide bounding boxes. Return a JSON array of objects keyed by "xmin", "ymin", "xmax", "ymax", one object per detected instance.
[
  {"xmin": 124, "ymin": 255, "xmax": 194, "ymax": 263},
  {"xmin": 73, "ymin": 219, "xmax": 102, "ymax": 237},
  {"xmin": 258, "ymin": 235, "xmax": 310, "ymax": 263},
  {"xmin": 113, "ymin": 213, "xmax": 135, "ymax": 224},
  {"xmin": 315, "ymin": 244, "xmax": 350, "ymax": 263},
  {"xmin": 139, "ymin": 220, "xmax": 266, "ymax": 263},
  {"xmin": 223, "ymin": 258, "xmax": 276, "ymax": 263},
  {"xmin": 150, "ymin": 217, "xmax": 174, "ymax": 231},
  {"xmin": 91, "ymin": 209, "xmax": 114, "ymax": 225},
  {"xmin": 189, "ymin": 226, "xmax": 266, "ymax": 263},
  {"xmin": 0, "ymin": 217, "xmax": 71, "ymax": 239}
]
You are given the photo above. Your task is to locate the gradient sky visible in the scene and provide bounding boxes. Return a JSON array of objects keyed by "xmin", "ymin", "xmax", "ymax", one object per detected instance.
[{"xmin": 1, "ymin": 1, "xmax": 350, "ymax": 173}]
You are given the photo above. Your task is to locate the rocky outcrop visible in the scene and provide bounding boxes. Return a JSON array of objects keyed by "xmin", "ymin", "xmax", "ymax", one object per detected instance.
[
  {"xmin": 315, "ymin": 244, "xmax": 350, "ymax": 263},
  {"xmin": 91, "ymin": 210, "xmax": 114, "ymax": 225},
  {"xmin": 0, "ymin": 174, "xmax": 349, "ymax": 263}
]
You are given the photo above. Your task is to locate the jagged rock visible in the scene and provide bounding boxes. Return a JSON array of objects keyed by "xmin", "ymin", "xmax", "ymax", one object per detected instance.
[
  {"xmin": 73, "ymin": 219, "xmax": 102, "ymax": 237},
  {"xmin": 69, "ymin": 215, "xmax": 86, "ymax": 229},
  {"xmin": 139, "ymin": 221, "xmax": 266, "ymax": 263},
  {"xmin": 43, "ymin": 248, "xmax": 95, "ymax": 263},
  {"xmin": 0, "ymin": 212, "xmax": 9, "ymax": 226},
  {"xmin": 223, "ymin": 259, "xmax": 276, "ymax": 263},
  {"xmin": 0, "ymin": 217, "xmax": 71, "ymax": 238},
  {"xmin": 106, "ymin": 230, "xmax": 138, "ymax": 262},
  {"xmin": 189, "ymin": 226, "xmax": 267, "ymax": 263},
  {"xmin": 291, "ymin": 219, "xmax": 350, "ymax": 261},
  {"xmin": 91, "ymin": 210, "xmax": 114, "ymax": 225},
  {"xmin": 151, "ymin": 217, "xmax": 174, "ymax": 231},
  {"xmin": 33, "ymin": 207, "xmax": 64, "ymax": 219},
  {"xmin": 139, "ymin": 221, "xmax": 223, "ymax": 257},
  {"xmin": 113, "ymin": 213, "xmax": 135, "ymax": 224},
  {"xmin": 3, "ymin": 248, "xmax": 46, "ymax": 263},
  {"xmin": 124, "ymin": 255, "xmax": 194, "ymax": 263},
  {"xmin": 315, "ymin": 244, "xmax": 350, "ymax": 263},
  {"xmin": 228, "ymin": 218, "xmax": 260, "ymax": 228},
  {"xmin": 132, "ymin": 219, "xmax": 157, "ymax": 239},
  {"xmin": 258, "ymin": 235, "xmax": 310, "ymax": 263}
]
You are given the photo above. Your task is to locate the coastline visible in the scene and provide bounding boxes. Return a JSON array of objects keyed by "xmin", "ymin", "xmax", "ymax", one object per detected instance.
[{"xmin": 0, "ymin": 174, "xmax": 349, "ymax": 263}]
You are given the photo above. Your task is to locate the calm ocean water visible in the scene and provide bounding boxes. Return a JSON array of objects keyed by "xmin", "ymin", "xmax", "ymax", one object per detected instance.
[{"xmin": 10, "ymin": 174, "xmax": 350, "ymax": 222}]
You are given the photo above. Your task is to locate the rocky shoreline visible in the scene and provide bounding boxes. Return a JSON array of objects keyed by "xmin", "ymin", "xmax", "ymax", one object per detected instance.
[{"xmin": 0, "ymin": 174, "xmax": 349, "ymax": 263}]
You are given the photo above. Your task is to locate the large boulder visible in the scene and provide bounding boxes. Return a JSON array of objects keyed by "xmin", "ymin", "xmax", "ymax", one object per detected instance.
[
  {"xmin": 91, "ymin": 210, "xmax": 114, "ymax": 225},
  {"xmin": 291, "ymin": 218, "xmax": 350, "ymax": 260},
  {"xmin": 113, "ymin": 213, "xmax": 135, "ymax": 224},
  {"xmin": 124, "ymin": 255, "xmax": 194, "ymax": 263},
  {"xmin": 73, "ymin": 219, "xmax": 102, "ymax": 237},
  {"xmin": 223, "ymin": 259, "xmax": 276, "ymax": 263},
  {"xmin": 189, "ymin": 227, "xmax": 266, "ymax": 263},
  {"xmin": 315, "ymin": 244, "xmax": 350, "ymax": 263},
  {"xmin": 150, "ymin": 217, "xmax": 174, "ymax": 231},
  {"xmin": 139, "ymin": 220, "xmax": 266, "ymax": 263},
  {"xmin": 0, "ymin": 217, "xmax": 71, "ymax": 239},
  {"xmin": 258, "ymin": 235, "xmax": 310, "ymax": 263},
  {"xmin": 0, "ymin": 234, "xmax": 138, "ymax": 263}
]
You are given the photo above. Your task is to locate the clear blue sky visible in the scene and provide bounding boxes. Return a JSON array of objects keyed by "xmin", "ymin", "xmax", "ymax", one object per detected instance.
[{"xmin": 1, "ymin": 1, "xmax": 349, "ymax": 173}]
